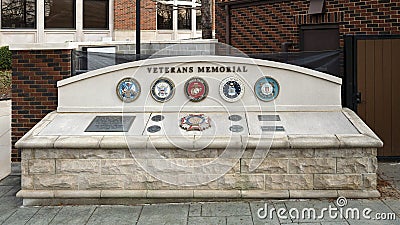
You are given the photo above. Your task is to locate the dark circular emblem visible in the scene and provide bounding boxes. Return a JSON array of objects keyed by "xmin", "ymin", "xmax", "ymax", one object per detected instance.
[
  {"xmin": 254, "ymin": 76, "xmax": 280, "ymax": 102},
  {"xmin": 180, "ymin": 114, "xmax": 211, "ymax": 131},
  {"xmin": 116, "ymin": 78, "xmax": 140, "ymax": 103},
  {"xmin": 228, "ymin": 115, "xmax": 242, "ymax": 121},
  {"xmin": 219, "ymin": 77, "xmax": 245, "ymax": 102},
  {"xmin": 147, "ymin": 125, "xmax": 161, "ymax": 133},
  {"xmin": 184, "ymin": 77, "xmax": 208, "ymax": 102},
  {"xmin": 229, "ymin": 125, "xmax": 244, "ymax": 133},
  {"xmin": 151, "ymin": 115, "xmax": 165, "ymax": 122},
  {"xmin": 150, "ymin": 77, "xmax": 175, "ymax": 102}
]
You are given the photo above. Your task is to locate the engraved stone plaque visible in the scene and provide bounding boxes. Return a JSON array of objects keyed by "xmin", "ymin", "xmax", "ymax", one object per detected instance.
[
  {"xmin": 85, "ymin": 116, "xmax": 135, "ymax": 132},
  {"xmin": 261, "ymin": 126, "xmax": 285, "ymax": 132},
  {"xmin": 258, "ymin": 115, "xmax": 281, "ymax": 121}
]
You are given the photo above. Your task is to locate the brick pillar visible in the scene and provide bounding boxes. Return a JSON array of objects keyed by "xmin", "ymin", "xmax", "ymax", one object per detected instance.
[{"xmin": 11, "ymin": 50, "xmax": 72, "ymax": 162}]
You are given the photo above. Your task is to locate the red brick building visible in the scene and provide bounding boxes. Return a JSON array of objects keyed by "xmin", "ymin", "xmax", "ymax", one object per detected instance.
[
  {"xmin": 216, "ymin": 0, "xmax": 400, "ymax": 158},
  {"xmin": 216, "ymin": 0, "xmax": 400, "ymax": 53},
  {"xmin": 0, "ymin": 0, "xmax": 210, "ymax": 45}
]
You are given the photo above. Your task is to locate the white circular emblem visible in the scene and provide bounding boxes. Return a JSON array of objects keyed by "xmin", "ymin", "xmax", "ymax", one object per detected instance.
[{"xmin": 219, "ymin": 77, "xmax": 245, "ymax": 102}]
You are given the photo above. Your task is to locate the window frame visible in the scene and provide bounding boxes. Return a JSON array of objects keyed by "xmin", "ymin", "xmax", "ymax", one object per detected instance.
[
  {"xmin": 1, "ymin": 0, "xmax": 37, "ymax": 29},
  {"xmin": 44, "ymin": 0, "xmax": 77, "ymax": 30},
  {"xmin": 156, "ymin": 0, "xmax": 201, "ymax": 31},
  {"xmin": 83, "ymin": 0, "xmax": 109, "ymax": 30}
]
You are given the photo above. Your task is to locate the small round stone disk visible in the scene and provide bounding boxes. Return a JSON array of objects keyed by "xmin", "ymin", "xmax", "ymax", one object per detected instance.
[
  {"xmin": 228, "ymin": 115, "xmax": 242, "ymax": 121},
  {"xmin": 229, "ymin": 125, "xmax": 244, "ymax": 133},
  {"xmin": 147, "ymin": 125, "xmax": 161, "ymax": 133},
  {"xmin": 151, "ymin": 115, "xmax": 165, "ymax": 122}
]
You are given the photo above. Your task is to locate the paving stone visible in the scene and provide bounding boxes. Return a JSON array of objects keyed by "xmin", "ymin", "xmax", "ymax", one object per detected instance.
[
  {"xmin": 321, "ymin": 222, "xmax": 348, "ymax": 225},
  {"xmin": 188, "ymin": 217, "xmax": 226, "ymax": 225},
  {"xmin": 347, "ymin": 219, "xmax": 400, "ymax": 225},
  {"xmin": 86, "ymin": 206, "xmax": 142, "ymax": 225},
  {"xmin": 0, "ymin": 175, "xmax": 20, "ymax": 186},
  {"xmin": 226, "ymin": 215, "xmax": 253, "ymax": 225},
  {"xmin": 49, "ymin": 206, "xmax": 96, "ymax": 225},
  {"xmin": 284, "ymin": 200, "xmax": 347, "ymax": 223},
  {"xmin": 342, "ymin": 199, "xmax": 398, "ymax": 222},
  {"xmin": 25, "ymin": 207, "xmax": 62, "ymax": 225},
  {"xmin": 377, "ymin": 162, "xmax": 400, "ymax": 181},
  {"xmin": 0, "ymin": 195, "xmax": 22, "ymax": 207},
  {"xmin": 189, "ymin": 203, "xmax": 202, "ymax": 216},
  {"xmin": 137, "ymin": 204, "xmax": 188, "ymax": 225},
  {"xmin": 2, "ymin": 207, "xmax": 40, "ymax": 225},
  {"xmin": 0, "ymin": 185, "xmax": 13, "ymax": 197},
  {"xmin": 249, "ymin": 201, "xmax": 281, "ymax": 225},
  {"xmin": 383, "ymin": 199, "xmax": 400, "ymax": 217},
  {"xmin": 201, "ymin": 202, "xmax": 251, "ymax": 217},
  {"xmin": 0, "ymin": 206, "xmax": 17, "ymax": 224}
]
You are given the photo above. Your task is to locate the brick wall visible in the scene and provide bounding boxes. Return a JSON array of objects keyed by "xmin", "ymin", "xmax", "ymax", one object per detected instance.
[
  {"xmin": 11, "ymin": 50, "xmax": 72, "ymax": 161},
  {"xmin": 216, "ymin": 0, "xmax": 400, "ymax": 53},
  {"xmin": 114, "ymin": 0, "xmax": 156, "ymax": 30}
]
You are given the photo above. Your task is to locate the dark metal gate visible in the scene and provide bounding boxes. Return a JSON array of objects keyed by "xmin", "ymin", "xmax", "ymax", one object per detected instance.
[{"xmin": 345, "ymin": 35, "xmax": 400, "ymax": 157}]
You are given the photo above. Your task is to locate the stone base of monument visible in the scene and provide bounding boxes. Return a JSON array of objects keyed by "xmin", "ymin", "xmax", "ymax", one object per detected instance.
[
  {"xmin": 16, "ymin": 109, "xmax": 381, "ymax": 206},
  {"xmin": 15, "ymin": 55, "xmax": 382, "ymax": 205}
]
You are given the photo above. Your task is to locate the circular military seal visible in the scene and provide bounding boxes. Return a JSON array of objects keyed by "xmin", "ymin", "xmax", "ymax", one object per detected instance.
[
  {"xmin": 150, "ymin": 77, "xmax": 175, "ymax": 102},
  {"xmin": 219, "ymin": 77, "xmax": 245, "ymax": 102},
  {"xmin": 184, "ymin": 77, "xmax": 208, "ymax": 102},
  {"xmin": 180, "ymin": 114, "xmax": 211, "ymax": 131},
  {"xmin": 254, "ymin": 76, "xmax": 280, "ymax": 102},
  {"xmin": 116, "ymin": 77, "xmax": 141, "ymax": 103}
]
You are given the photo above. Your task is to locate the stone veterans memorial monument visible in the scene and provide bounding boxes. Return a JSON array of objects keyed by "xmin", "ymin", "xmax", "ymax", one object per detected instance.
[{"xmin": 16, "ymin": 55, "xmax": 382, "ymax": 205}]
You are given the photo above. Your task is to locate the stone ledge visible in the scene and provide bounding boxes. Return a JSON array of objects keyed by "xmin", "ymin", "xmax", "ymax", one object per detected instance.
[
  {"xmin": 288, "ymin": 135, "xmax": 340, "ymax": 149},
  {"xmin": 193, "ymin": 190, "xmax": 241, "ymax": 198},
  {"xmin": 54, "ymin": 190, "xmax": 100, "ymax": 198},
  {"xmin": 241, "ymin": 190, "xmax": 289, "ymax": 198},
  {"xmin": 17, "ymin": 189, "xmax": 381, "ymax": 203},
  {"xmin": 101, "ymin": 190, "xmax": 146, "ymax": 198},
  {"xmin": 338, "ymin": 190, "xmax": 381, "ymax": 198},
  {"xmin": 289, "ymin": 190, "xmax": 338, "ymax": 198}
]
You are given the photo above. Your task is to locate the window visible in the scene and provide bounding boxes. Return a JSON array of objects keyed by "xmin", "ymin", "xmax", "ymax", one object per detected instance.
[
  {"xmin": 300, "ymin": 24, "xmax": 339, "ymax": 51},
  {"xmin": 44, "ymin": 0, "xmax": 75, "ymax": 29},
  {"xmin": 178, "ymin": 6, "xmax": 191, "ymax": 30},
  {"xmin": 308, "ymin": 0, "xmax": 325, "ymax": 15},
  {"xmin": 1, "ymin": 0, "xmax": 36, "ymax": 29},
  {"xmin": 157, "ymin": 3, "xmax": 173, "ymax": 30},
  {"xmin": 83, "ymin": 0, "xmax": 108, "ymax": 29},
  {"xmin": 157, "ymin": 0, "xmax": 201, "ymax": 31},
  {"xmin": 196, "ymin": 9, "xmax": 201, "ymax": 30}
]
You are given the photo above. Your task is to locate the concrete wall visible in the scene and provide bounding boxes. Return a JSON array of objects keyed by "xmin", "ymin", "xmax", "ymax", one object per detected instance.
[{"xmin": 0, "ymin": 100, "xmax": 11, "ymax": 180}]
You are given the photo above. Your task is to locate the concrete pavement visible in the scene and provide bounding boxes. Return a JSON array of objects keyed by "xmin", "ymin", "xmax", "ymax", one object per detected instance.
[{"xmin": 1, "ymin": 168, "xmax": 400, "ymax": 225}]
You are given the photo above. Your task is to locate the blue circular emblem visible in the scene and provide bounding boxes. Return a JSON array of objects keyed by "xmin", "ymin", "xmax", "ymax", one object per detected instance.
[
  {"xmin": 254, "ymin": 77, "xmax": 280, "ymax": 102},
  {"xmin": 116, "ymin": 78, "xmax": 141, "ymax": 103}
]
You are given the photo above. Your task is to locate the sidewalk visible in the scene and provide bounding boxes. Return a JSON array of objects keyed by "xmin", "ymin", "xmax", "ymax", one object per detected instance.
[{"xmin": 0, "ymin": 162, "xmax": 400, "ymax": 225}]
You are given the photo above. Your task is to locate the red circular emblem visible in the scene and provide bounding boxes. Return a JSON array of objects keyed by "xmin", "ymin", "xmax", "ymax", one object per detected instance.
[{"xmin": 184, "ymin": 77, "xmax": 208, "ymax": 102}]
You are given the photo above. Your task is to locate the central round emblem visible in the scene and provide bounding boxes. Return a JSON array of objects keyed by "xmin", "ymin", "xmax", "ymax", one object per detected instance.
[
  {"xmin": 180, "ymin": 114, "xmax": 211, "ymax": 131},
  {"xmin": 219, "ymin": 77, "xmax": 245, "ymax": 102},
  {"xmin": 151, "ymin": 77, "xmax": 175, "ymax": 102},
  {"xmin": 184, "ymin": 77, "xmax": 208, "ymax": 102}
]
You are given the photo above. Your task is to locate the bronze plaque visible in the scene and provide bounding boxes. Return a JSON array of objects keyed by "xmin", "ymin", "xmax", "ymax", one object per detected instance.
[{"xmin": 85, "ymin": 116, "xmax": 135, "ymax": 132}]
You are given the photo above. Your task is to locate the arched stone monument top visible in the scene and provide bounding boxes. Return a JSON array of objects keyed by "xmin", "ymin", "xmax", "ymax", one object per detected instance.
[{"xmin": 58, "ymin": 55, "xmax": 342, "ymax": 112}]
